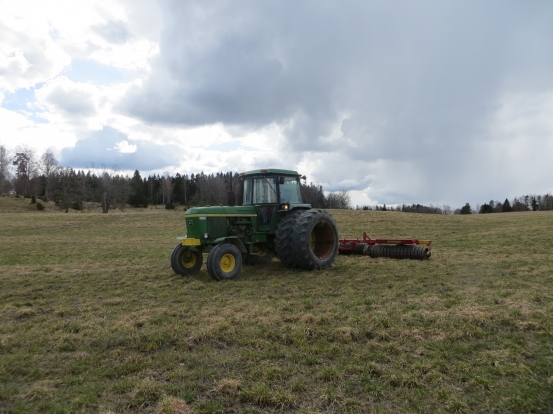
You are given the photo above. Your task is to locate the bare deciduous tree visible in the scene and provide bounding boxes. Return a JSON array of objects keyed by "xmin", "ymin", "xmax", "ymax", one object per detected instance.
[
  {"xmin": 162, "ymin": 172, "xmax": 174, "ymax": 205},
  {"xmin": 0, "ymin": 144, "xmax": 12, "ymax": 194},
  {"xmin": 39, "ymin": 149, "xmax": 58, "ymax": 200},
  {"xmin": 442, "ymin": 205, "xmax": 453, "ymax": 215},
  {"xmin": 326, "ymin": 190, "xmax": 351, "ymax": 209}
]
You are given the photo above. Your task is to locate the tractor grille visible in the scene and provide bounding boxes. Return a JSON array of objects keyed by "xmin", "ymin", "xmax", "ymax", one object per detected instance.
[{"xmin": 207, "ymin": 217, "xmax": 227, "ymax": 239}]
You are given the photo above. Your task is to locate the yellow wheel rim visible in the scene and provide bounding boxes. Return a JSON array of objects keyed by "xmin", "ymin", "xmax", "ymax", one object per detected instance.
[
  {"xmin": 220, "ymin": 253, "xmax": 236, "ymax": 273},
  {"xmin": 181, "ymin": 251, "xmax": 197, "ymax": 268}
]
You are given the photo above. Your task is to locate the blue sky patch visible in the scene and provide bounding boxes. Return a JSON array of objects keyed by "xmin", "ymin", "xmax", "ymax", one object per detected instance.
[
  {"xmin": 1, "ymin": 85, "xmax": 48, "ymax": 123},
  {"xmin": 62, "ymin": 59, "xmax": 128, "ymax": 84},
  {"xmin": 2, "ymin": 86, "xmax": 39, "ymax": 112},
  {"xmin": 207, "ymin": 141, "xmax": 241, "ymax": 152},
  {"xmin": 60, "ymin": 126, "xmax": 181, "ymax": 171}
]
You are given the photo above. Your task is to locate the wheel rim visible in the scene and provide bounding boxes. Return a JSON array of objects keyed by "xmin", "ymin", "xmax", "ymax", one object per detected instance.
[
  {"xmin": 181, "ymin": 251, "xmax": 197, "ymax": 268},
  {"xmin": 310, "ymin": 221, "xmax": 334, "ymax": 260},
  {"xmin": 220, "ymin": 253, "xmax": 236, "ymax": 272}
]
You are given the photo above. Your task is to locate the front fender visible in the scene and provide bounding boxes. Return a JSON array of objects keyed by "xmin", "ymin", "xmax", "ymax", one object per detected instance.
[{"xmin": 214, "ymin": 236, "xmax": 247, "ymax": 254}]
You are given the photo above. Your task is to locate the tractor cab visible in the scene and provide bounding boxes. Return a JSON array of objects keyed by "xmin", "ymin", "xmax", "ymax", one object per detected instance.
[{"xmin": 240, "ymin": 169, "xmax": 308, "ymax": 228}]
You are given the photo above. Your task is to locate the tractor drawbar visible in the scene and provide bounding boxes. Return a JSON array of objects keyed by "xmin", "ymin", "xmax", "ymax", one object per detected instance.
[{"xmin": 339, "ymin": 233, "xmax": 431, "ymax": 260}]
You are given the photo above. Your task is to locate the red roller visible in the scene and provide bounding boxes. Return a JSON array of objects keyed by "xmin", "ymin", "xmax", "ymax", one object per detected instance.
[{"xmin": 339, "ymin": 232, "xmax": 432, "ymax": 260}]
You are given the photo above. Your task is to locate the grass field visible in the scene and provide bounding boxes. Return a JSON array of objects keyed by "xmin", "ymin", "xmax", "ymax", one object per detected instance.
[{"xmin": 1, "ymin": 197, "xmax": 552, "ymax": 413}]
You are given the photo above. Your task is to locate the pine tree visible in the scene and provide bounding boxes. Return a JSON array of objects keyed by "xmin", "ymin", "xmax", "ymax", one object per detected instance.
[
  {"xmin": 460, "ymin": 203, "xmax": 472, "ymax": 214},
  {"xmin": 501, "ymin": 198, "xmax": 512, "ymax": 212},
  {"xmin": 128, "ymin": 170, "xmax": 149, "ymax": 207}
]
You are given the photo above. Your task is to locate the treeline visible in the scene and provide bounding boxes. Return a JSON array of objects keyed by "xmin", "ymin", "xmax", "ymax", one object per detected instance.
[
  {"xmin": 355, "ymin": 203, "xmax": 453, "ymax": 214},
  {"xmin": 354, "ymin": 195, "xmax": 553, "ymax": 216},
  {"xmin": 2, "ymin": 145, "xmax": 550, "ymax": 214},
  {"xmin": 0, "ymin": 145, "xmax": 345, "ymax": 211},
  {"xmin": 475, "ymin": 195, "xmax": 553, "ymax": 214}
]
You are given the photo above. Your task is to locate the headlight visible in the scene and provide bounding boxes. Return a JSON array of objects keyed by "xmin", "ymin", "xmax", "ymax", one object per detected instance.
[{"xmin": 204, "ymin": 233, "xmax": 209, "ymax": 239}]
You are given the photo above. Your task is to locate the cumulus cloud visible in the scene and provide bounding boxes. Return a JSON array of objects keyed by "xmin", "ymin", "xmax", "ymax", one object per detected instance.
[
  {"xmin": 37, "ymin": 76, "xmax": 99, "ymax": 117},
  {"xmin": 91, "ymin": 20, "xmax": 133, "ymax": 45},
  {"xmin": 119, "ymin": 0, "xmax": 553, "ymax": 206},
  {"xmin": 4, "ymin": 0, "xmax": 553, "ymax": 207},
  {"xmin": 60, "ymin": 126, "xmax": 181, "ymax": 171},
  {"xmin": 0, "ymin": 13, "xmax": 70, "ymax": 92}
]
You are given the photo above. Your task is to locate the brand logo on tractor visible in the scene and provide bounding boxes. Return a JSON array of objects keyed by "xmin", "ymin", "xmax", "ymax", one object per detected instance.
[{"xmin": 188, "ymin": 220, "xmax": 193, "ymax": 225}]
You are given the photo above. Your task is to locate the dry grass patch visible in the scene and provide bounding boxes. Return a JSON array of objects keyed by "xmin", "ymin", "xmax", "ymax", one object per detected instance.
[
  {"xmin": 1, "ymin": 208, "xmax": 553, "ymax": 412},
  {"xmin": 213, "ymin": 378, "xmax": 241, "ymax": 395},
  {"xmin": 156, "ymin": 396, "xmax": 194, "ymax": 414}
]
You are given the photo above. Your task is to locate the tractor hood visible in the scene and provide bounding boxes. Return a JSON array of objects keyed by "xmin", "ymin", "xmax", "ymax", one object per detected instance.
[{"xmin": 185, "ymin": 205, "xmax": 257, "ymax": 216}]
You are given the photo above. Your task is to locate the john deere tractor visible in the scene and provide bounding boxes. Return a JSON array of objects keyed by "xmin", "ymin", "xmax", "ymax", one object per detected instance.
[{"xmin": 170, "ymin": 168, "xmax": 339, "ymax": 280}]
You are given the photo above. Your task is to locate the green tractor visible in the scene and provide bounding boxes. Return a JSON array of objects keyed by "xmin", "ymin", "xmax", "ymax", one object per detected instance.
[{"xmin": 170, "ymin": 168, "xmax": 339, "ymax": 280}]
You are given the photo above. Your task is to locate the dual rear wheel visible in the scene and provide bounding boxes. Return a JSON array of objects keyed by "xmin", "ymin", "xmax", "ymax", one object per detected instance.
[{"xmin": 275, "ymin": 209, "xmax": 339, "ymax": 270}]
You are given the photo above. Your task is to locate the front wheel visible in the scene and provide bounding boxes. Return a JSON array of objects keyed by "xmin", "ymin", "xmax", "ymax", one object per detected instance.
[
  {"xmin": 171, "ymin": 244, "xmax": 203, "ymax": 275},
  {"xmin": 207, "ymin": 243, "xmax": 243, "ymax": 281}
]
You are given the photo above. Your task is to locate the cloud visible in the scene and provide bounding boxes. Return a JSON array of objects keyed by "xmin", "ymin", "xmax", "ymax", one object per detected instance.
[
  {"xmin": 4, "ymin": 0, "xmax": 553, "ymax": 207},
  {"xmin": 0, "ymin": 14, "xmax": 70, "ymax": 92},
  {"xmin": 60, "ymin": 126, "xmax": 181, "ymax": 171},
  {"xmin": 119, "ymin": 0, "xmax": 553, "ymax": 206},
  {"xmin": 91, "ymin": 20, "xmax": 132, "ymax": 45},
  {"xmin": 37, "ymin": 76, "xmax": 98, "ymax": 117}
]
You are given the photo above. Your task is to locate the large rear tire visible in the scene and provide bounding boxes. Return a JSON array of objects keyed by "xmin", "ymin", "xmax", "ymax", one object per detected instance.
[
  {"xmin": 207, "ymin": 243, "xmax": 243, "ymax": 281},
  {"xmin": 291, "ymin": 209, "xmax": 339, "ymax": 270},
  {"xmin": 274, "ymin": 210, "xmax": 303, "ymax": 268},
  {"xmin": 171, "ymin": 244, "xmax": 203, "ymax": 275}
]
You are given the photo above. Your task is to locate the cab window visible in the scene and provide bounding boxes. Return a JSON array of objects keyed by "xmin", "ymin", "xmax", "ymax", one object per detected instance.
[{"xmin": 278, "ymin": 176, "xmax": 302, "ymax": 203}]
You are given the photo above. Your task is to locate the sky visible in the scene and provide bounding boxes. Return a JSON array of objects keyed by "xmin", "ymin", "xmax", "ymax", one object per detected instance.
[{"xmin": 1, "ymin": 0, "xmax": 552, "ymax": 208}]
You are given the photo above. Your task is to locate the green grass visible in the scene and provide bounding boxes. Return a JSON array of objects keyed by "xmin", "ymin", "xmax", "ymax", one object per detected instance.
[{"xmin": 1, "ymin": 202, "xmax": 553, "ymax": 413}]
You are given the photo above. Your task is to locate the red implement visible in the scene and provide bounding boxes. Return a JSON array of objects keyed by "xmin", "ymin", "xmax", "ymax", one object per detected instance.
[{"xmin": 339, "ymin": 232, "xmax": 432, "ymax": 260}]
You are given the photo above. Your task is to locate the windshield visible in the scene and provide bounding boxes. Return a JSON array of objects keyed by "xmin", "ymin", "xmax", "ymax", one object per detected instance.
[
  {"xmin": 243, "ymin": 175, "xmax": 302, "ymax": 204},
  {"xmin": 243, "ymin": 176, "xmax": 278, "ymax": 204}
]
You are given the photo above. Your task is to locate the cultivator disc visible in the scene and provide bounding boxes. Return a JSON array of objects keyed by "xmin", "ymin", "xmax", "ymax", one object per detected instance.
[{"xmin": 339, "ymin": 233, "xmax": 432, "ymax": 260}]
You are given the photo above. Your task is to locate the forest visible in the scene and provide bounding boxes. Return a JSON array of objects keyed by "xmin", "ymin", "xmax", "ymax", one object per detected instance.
[{"xmin": 1, "ymin": 145, "xmax": 551, "ymax": 214}]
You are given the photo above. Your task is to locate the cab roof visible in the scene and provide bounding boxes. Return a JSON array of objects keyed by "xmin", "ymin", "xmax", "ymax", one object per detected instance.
[{"xmin": 241, "ymin": 168, "xmax": 300, "ymax": 176}]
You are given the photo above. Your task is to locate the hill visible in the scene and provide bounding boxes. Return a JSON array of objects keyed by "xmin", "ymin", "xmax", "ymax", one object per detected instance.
[{"xmin": 1, "ymin": 208, "xmax": 552, "ymax": 412}]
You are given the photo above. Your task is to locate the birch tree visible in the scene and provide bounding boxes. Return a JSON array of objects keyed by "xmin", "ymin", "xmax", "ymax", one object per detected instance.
[{"xmin": 39, "ymin": 149, "xmax": 58, "ymax": 200}]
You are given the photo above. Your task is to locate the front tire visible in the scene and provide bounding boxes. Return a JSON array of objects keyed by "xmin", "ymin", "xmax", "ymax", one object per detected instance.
[
  {"xmin": 171, "ymin": 244, "xmax": 203, "ymax": 275},
  {"xmin": 291, "ymin": 209, "xmax": 339, "ymax": 270},
  {"xmin": 207, "ymin": 243, "xmax": 243, "ymax": 281}
]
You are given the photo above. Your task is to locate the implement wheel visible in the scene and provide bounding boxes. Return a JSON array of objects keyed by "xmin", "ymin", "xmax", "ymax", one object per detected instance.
[
  {"xmin": 207, "ymin": 243, "xmax": 243, "ymax": 281},
  {"xmin": 291, "ymin": 209, "xmax": 339, "ymax": 270},
  {"xmin": 171, "ymin": 244, "xmax": 202, "ymax": 276}
]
